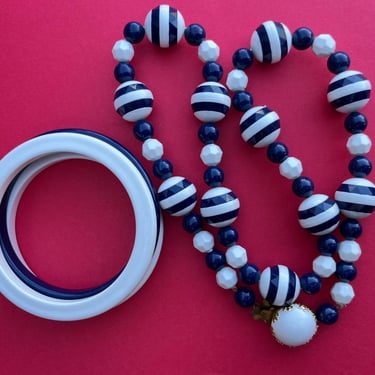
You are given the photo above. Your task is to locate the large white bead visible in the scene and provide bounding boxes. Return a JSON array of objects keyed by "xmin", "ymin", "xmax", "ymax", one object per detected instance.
[
  {"xmin": 271, "ymin": 304, "xmax": 318, "ymax": 347},
  {"xmin": 338, "ymin": 240, "xmax": 362, "ymax": 262},
  {"xmin": 312, "ymin": 34, "xmax": 336, "ymax": 57},
  {"xmin": 226, "ymin": 69, "xmax": 248, "ymax": 91},
  {"xmin": 142, "ymin": 138, "xmax": 164, "ymax": 161},
  {"xmin": 331, "ymin": 282, "xmax": 355, "ymax": 305},
  {"xmin": 193, "ymin": 231, "xmax": 214, "ymax": 253},
  {"xmin": 200, "ymin": 144, "xmax": 223, "ymax": 166},
  {"xmin": 112, "ymin": 39, "xmax": 135, "ymax": 62},
  {"xmin": 225, "ymin": 245, "xmax": 247, "ymax": 268},
  {"xmin": 312, "ymin": 255, "xmax": 336, "ymax": 277},
  {"xmin": 216, "ymin": 267, "xmax": 237, "ymax": 289},
  {"xmin": 347, "ymin": 133, "xmax": 372, "ymax": 155},
  {"xmin": 279, "ymin": 157, "xmax": 303, "ymax": 179},
  {"xmin": 198, "ymin": 40, "xmax": 220, "ymax": 62}
]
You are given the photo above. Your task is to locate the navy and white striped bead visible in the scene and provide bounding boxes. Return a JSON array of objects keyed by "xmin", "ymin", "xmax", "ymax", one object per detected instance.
[
  {"xmin": 240, "ymin": 106, "xmax": 280, "ymax": 147},
  {"xmin": 191, "ymin": 82, "xmax": 231, "ymax": 122},
  {"xmin": 298, "ymin": 194, "xmax": 340, "ymax": 235},
  {"xmin": 200, "ymin": 187, "xmax": 240, "ymax": 227},
  {"xmin": 114, "ymin": 80, "xmax": 154, "ymax": 122},
  {"xmin": 259, "ymin": 265, "xmax": 301, "ymax": 306},
  {"xmin": 144, "ymin": 5, "xmax": 185, "ymax": 48},
  {"xmin": 327, "ymin": 70, "xmax": 371, "ymax": 113},
  {"xmin": 335, "ymin": 177, "xmax": 375, "ymax": 219},
  {"xmin": 158, "ymin": 176, "xmax": 197, "ymax": 216},
  {"xmin": 250, "ymin": 21, "xmax": 292, "ymax": 64}
]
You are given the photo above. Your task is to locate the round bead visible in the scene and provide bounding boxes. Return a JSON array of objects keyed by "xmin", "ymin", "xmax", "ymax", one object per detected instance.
[
  {"xmin": 217, "ymin": 226, "xmax": 239, "ymax": 247},
  {"xmin": 200, "ymin": 144, "xmax": 223, "ymax": 166},
  {"xmin": 312, "ymin": 255, "xmax": 336, "ymax": 278},
  {"xmin": 133, "ymin": 120, "xmax": 154, "ymax": 141},
  {"xmin": 267, "ymin": 142, "xmax": 289, "ymax": 163},
  {"xmin": 198, "ymin": 123, "xmax": 219, "ymax": 144},
  {"xmin": 251, "ymin": 21, "xmax": 292, "ymax": 63},
  {"xmin": 191, "ymin": 82, "xmax": 231, "ymax": 122},
  {"xmin": 144, "ymin": 5, "xmax": 185, "ymax": 48},
  {"xmin": 206, "ymin": 249, "xmax": 226, "ymax": 270},
  {"xmin": 349, "ymin": 156, "xmax": 372, "ymax": 177},
  {"xmin": 331, "ymin": 281, "xmax": 355, "ymax": 305},
  {"xmin": 232, "ymin": 48, "xmax": 254, "ymax": 70},
  {"xmin": 112, "ymin": 39, "xmax": 135, "ymax": 62},
  {"xmin": 346, "ymin": 133, "xmax": 372, "ymax": 155},
  {"xmin": 336, "ymin": 261, "xmax": 357, "ymax": 282},
  {"xmin": 317, "ymin": 234, "xmax": 338, "ymax": 256},
  {"xmin": 232, "ymin": 91, "xmax": 253, "ymax": 112},
  {"xmin": 200, "ymin": 187, "xmax": 240, "ymax": 228},
  {"xmin": 279, "ymin": 157, "xmax": 303, "ymax": 179},
  {"xmin": 202, "ymin": 61, "xmax": 224, "ymax": 82},
  {"xmin": 259, "ymin": 265, "xmax": 300, "ymax": 306},
  {"xmin": 235, "ymin": 287, "xmax": 256, "ymax": 307},
  {"xmin": 216, "ymin": 267, "xmax": 238, "ymax": 289},
  {"xmin": 292, "ymin": 176, "xmax": 315, "ymax": 198},
  {"xmin": 344, "ymin": 112, "xmax": 368, "ymax": 134},
  {"xmin": 182, "ymin": 213, "xmax": 203, "ymax": 233},
  {"xmin": 327, "ymin": 52, "xmax": 351, "ymax": 74},
  {"xmin": 114, "ymin": 80, "xmax": 154, "ymax": 122},
  {"xmin": 316, "ymin": 304, "xmax": 339, "ymax": 325},
  {"xmin": 153, "ymin": 159, "xmax": 173, "ymax": 180},
  {"xmin": 225, "ymin": 245, "xmax": 247, "ymax": 268},
  {"xmin": 271, "ymin": 304, "xmax": 318, "ymax": 347},
  {"xmin": 292, "ymin": 27, "xmax": 314, "ymax": 50},
  {"xmin": 123, "ymin": 22, "xmax": 145, "ymax": 44},
  {"xmin": 198, "ymin": 40, "xmax": 220, "ymax": 62},
  {"xmin": 114, "ymin": 62, "xmax": 135, "ymax": 83},
  {"xmin": 158, "ymin": 176, "xmax": 197, "ymax": 216},
  {"xmin": 203, "ymin": 166, "xmax": 224, "ymax": 187},
  {"xmin": 312, "ymin": 34, "xmax": 336, "ymax": 57},
  {"xmin": 335, "ymin": 177, "xmax": 375, "ymax": 218},
  {"xmin": 340, "ymin": 218, "xmax": 362, "ymax": 239},
  {"xmin": 327, "ymin": 70, "xmax": 372, "ymax": 113},
  {"xmin": 142, "ymin": 138, "xmax": 164, "ymax": 161},
  {"xmin": 239, "ymin": 263, "xmax": 260, "ymax": 284},
  {"xmin": 300, "ymin": 273, "xmax": 322, "ymax": 294},
  {"xmin": 298, "ymin": 194, "xmax": 340, "ymax": 235},
  {"xmin": 240, "ymin": 106, "xmax": 280, "ymax": 147},
  {"xmin": 226, "ymin": 69, "xmax": 248, "ymax": 91},
  {"xmin": 193, "ymin": 230, "xmax": 214, "ymax": 253},
  {"xmin": 338, "ymin": 240, "xmax": 362, "ymax": 262},
  {"xmin": 184, "ymin": 23, "xmax": 206, "ymax": 46}
]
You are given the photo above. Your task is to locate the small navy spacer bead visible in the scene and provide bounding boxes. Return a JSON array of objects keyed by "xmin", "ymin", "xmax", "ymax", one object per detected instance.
[
  {"xmin": 205, "ymin": 249, "xmax": 226, "ymax": 270},
  {"xmin": 198, "ymin": 123, "xmax": 219, "ymax": 144},
  {"xmin": 217, "ymin": 226, "xmax": 239, "ymax": 247},
  {"xmin": 349, "ymin": 156, "xmax": 372, "ymax": 177},
  {"xmin": 153, "ymin": 159, "xmax": 174, "ymax": 180},
  {"xmin": 317, "ymin": 234, "xmax": 338, "ymax": 256},
  {"xmin": 300, "ymin": 273, "xmax": 322, "ymax": 294},
  {"xmin": 123, "ymin": 22, "xmax": 145, "ymax": 44},
  {"xmin": 340, "ymin": 218, "xmax": 362, "ymax": 239},
  {"xmin": 336, "ymin": 261, "xmax": 357, "ymax": 282},
  {"xmin": 239, "ymin": 263, "xmax": 260, "ymax": 284},
  {"xmin": 133, "ymin": 120, "xmax": 154, "ymax": 141},
  {"xmin": 114, "ymin": 62, "xmax": 135, "ymax": 83},
  {"xmin": 267, "ymin": 142, "xmax": 289, "ymax": 163},
  {"xmin": 184, "ymin": 23, "xmax": 206, "ymax": 46},
  {"xmin": 316, "ymin": 304, "xmax": 339, "ymax": 325},
  {"xmin": 232, "ymin": 48, "xmax": 254, "ymax": 70},
  {"xmin": 182, "ymin": 213, "xmax": 203, "ymax": 233},
  {"xmin": 327, "ymin": 52, "xmax": 351, "ymax": 74},
  {"xmin": 232, "ymin": 91, "xmax": 254, "ymax": 112},
  {"xmin": 203, "ymin": 166, "xmax": 224, "ymax": 187},
  {"xmin": 235, "ymin": 287, "xmax": 256, "ymax": 307},
  {"xmin": 292, "ymin": 27, "xmax": 314, "ymax": 50},
  {"xmin": 292, "ymin": 176, "xmax": 315, "ymax": 198},
  {"xmin": 202, "ymin": 61, "xmax": 224, "ymax": 82},
  {"xmin": 344, "ymin": 112, "xmax": 368, "ymax": 134}
]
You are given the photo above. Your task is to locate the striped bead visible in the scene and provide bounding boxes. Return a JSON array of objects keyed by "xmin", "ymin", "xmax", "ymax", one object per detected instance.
[
  {"xmin": 327, "ymin": 70, "xmax": 371, "ymax": 113},
  {"xmin": 200, "ymin": 187, "xmax": 240, "ymax": 227},
  {"xmin": 191, "ymin": 82, "xmax": 231, "ymax": 122},
  {"xmin": 114, "ymin": 80, "xmax": 154, "ymax": 122},
  {"xmin": 158, "ymin": 176, "xmax": 197, "ymax": 216},
  {"xmin": 259, "ymin": 265, "xmax": 301, "ymax": 306},
  {"xmin": 298, "ymin": 194, "xmax": 340, "ymax": 235},
  {"xmin": 240, "ymin": 106, "xmax": 280, "ymax": 147},
  {"xmin": 335, "ymin": 177, "xmax": 375, "ymax": 219},
  {"xmin": 144, "ymin": 5, "xmax": 185, "ymax": 48},
  {"xmin": 251, "ymin": 21, "xmax": 292, "ymax": 64}
]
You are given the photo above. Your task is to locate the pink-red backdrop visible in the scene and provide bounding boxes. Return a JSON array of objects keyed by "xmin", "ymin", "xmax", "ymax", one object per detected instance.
[{"xmin": 1, "ymin": 0, "xmax": 375, "ymax": 373}]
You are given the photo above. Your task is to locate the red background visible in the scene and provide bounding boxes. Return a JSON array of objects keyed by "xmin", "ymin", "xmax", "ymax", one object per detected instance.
[{"xmin": 1, "ymin": 0, "xmax": 375, "ymax": 373}]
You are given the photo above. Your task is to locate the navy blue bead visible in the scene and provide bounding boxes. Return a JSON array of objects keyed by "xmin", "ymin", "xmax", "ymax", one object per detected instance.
[
  {"xmin": 336, "ymin": 261, "xmax": 357, "ymax": 282},
  {"xmin": 267, "ymin": 142, "xmax": 288, "ymax": 163},
  {"xmin": 123, "ymin": 22, "xmax": 145, "ymax": 44},
  {"xmin": 300, "ymin": 273, "xmax": 322, "ymax": 294},
  {"xmin": 234, "ymin": 287, "xmax": 256, "ymax": 307},
  {"xmin": 182, "ymin": 213, "xmax": 203, "ymax": 233},
  {"xmin": 232, "ymin": 91, "xmax": 253, "ymax": 112},
  {"xmin": 327, "ymin": 52, "xmax": 351, "ymax": 74},
  {"xmin": 292, "ymin": 27, "xmax": 314, "ymax": 50},
  {"xmin": 198, "ymin": 123, "xmax": 219, "ymax": 144},
  {"xmin": 349, "ymin": 156, "xmax": 372, "ymax": 177},
  {"xmin": 203, "ymin": 166, "xmax": 224, "ymax": 187},
  {"xmin": 205, "ymin": 249, "xmax": 226, "ymax": 270},
  {"xmin": 239, "ymin": 263, "xmax": 260, "ymax": 284},
  {"xmin": 340, "ymin": 218, "xmax": 362, "ymax": 240},
  {"xmin": 217, "ymin": 226, "xmax": 238, "ymax": 247},
  {"xmin": 232, "ymin": 48, "xmax": 254, "ymax": 70},
  {"xmin": 316, "ymin": 304, "xmax": 339, "ymax": 325},
  {"xmin": 153, "ymin": 159, "xmax": 173, "ymax": 180},
  {"xmin": 202, "ymin": 61, "xmax": 223, "ymax": 82},
  {"xmin": 133, "ymin": 120, "xmax": 154, "ymax": 141},
  {"xmin": 114, "ymin": 62, "xmax": 135, "ymax": 83},
  {"xmin": 184, "ymin": 24, "xmax": 206, "ymax": 46},
  {"xmin": 317, "ymin": 234, "xmax": 338, "ymax": 255},
  {"xmin": 292, "ymin": 176, "xmax": 315, "ymax": 198},
  {"xmin": 344, "ymin": 112, "xmax": 368, "ymax": 134}
]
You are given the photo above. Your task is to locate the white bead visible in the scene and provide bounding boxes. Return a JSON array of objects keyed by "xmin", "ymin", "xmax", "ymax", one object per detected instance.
[
  {"xmin": 347, "ymin": 133, "xmax": 372, "ymax": 155},
  {"xmin": 216, "ymin": 267, "xmax": 238, "ymax": 289},
  {"xmin": 198, "ymin": 40, "xmax": 220, "ymax": 62},
  {"xmin": 112, "ymin": 40, "xmax": 135, "ymax": 62},
  {"xmin": 331, "ymin": 282, "xmax": 355, "ymax": 305},
  {"xmin": 225, "ymin": 245, "xmax": 247, "ymax": 268},
  {"xmin": 338, "ymin": 240, "xmax": 362, "ymax": 262},
  {"xmin": 226, "ymin": 69, "xmax": 248, "ymax": 91},
  {"xmin": 271, "ymin": 304, "xmax": 318, "ymax": 347},
  {"xmin": 193, "ymin": 231, "xmax": 214, "ymax": 253},
  {"xmin": 312, "ymin": 34, "xmax": 336, "ymax": 57},
  {"xmin": 312, "ymin": 255, "xmax": 336, "ymax": 277},
  {"xmin": 279, "ymin": 157, "xmax": 303, "ymax": 179},
  {"xmin": 142, "ymin": 138, "xmax": 164, "ymax": 161},
  {"xmin": 200, "ymin": 144, "xmax": 223, "ymax": 166}
]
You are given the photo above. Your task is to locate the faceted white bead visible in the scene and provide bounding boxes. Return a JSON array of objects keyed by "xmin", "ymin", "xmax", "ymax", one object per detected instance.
[
  {"xmin": 338, "ymin": 240, "xmax": 362, "ymax": 262},
  {"xmin": 200, "ymin": 144, "xmax": 223, "ymax": 166},
  {"xmin": 142, "ymin": 138, "xmax": 164, "ymax": 161},
  {"xmin": 112, "ymin": 39, "xmax": 135, "ymax": 62},
  {"xmin": 312, "ymin": 255, "xmax": 336, "ymax": 277},
  {"xmin": 279, "ymin": 157, "xmax": 303, "ymax": 179},
  {"xmin": 331, "ymin": 282, "xmax": 355, "ymax": 305},
  {"xmin": 198, "ymin": 40, "xmax": 220, "ymax": 62},
  {"xmin": 216, "ymin": 267, "xmax": 238, "ymax": 289},
  {"xmin": 312, "ymin": 34, "xmax": 336, "ymax": 57},
  {"xmin": 225, "ymin": 245, "xmax": 247, "ymax": 268},
  {"xmin": 346, "ymin": 133, "xmax": 372, "ymax": 155},
  {"xmin": 193, "ymin": 231, "xmax": 214, "ymax": 253},
  {"xmin": 226, "ymin": 69, "xmax": 248, "ymax": 91}
]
